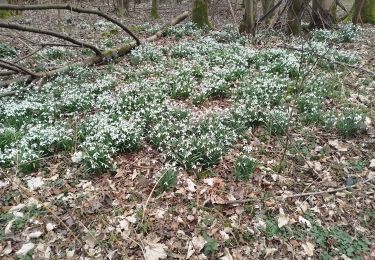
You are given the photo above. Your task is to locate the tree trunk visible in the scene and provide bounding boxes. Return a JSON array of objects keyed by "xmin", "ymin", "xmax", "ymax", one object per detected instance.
[
  {"xmin": 261, "ymin": 0, "xmax": 275, "ymax": 25},
  {"xmin": 286, "ymin": 0, "xmax": 304, "ymax": 34},
  {"xmin": 351, "ymin": 0, "xmax": 375, "ymax": 24},
  {"xmin": 116, "ymin": 0, "xmax": 129, "ymax": 16},
  {"xmin": 192, "ymin": 0, "xmax": 211, "ymax": 27},
  {"xmin": 311, "ymin": 0, "xmax": 336, "ymax": 28},
  {"xmin": 239, "ymin": 0, "xmax": 256, "ymax": 34},
  {"xmin": 150, "ymin": 0, "xmax": 159, "ymax": 19}
]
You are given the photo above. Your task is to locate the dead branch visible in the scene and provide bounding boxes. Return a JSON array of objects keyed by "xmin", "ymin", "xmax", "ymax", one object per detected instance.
[
  {"xmin": 283, "ymin": 176, "xmax": 375, "ymax": 198},
  {"xmin": 0, "ymin": 4, "xmax": 140, "ymax": 45},
  {"xmin": 0, "ymin": 22, "xmax": 102, "ymax": 56},
  {"xmin": 0, "ymin": 11, "xmax": 190, "ymax": 92},
  {"xmin": 215, "ymin": 176, "xmax": 375, "ymax": 205},
  {"xmin": 0, "ymin": 59, "xmax": 38, "ymax": 77},
  {"xmin": 13, "ymin": 47, "xmax": 44, "ymax": 63},
  {"xmin": 257, "ymin": 0, "xmax": 284, "ymax": 25}
]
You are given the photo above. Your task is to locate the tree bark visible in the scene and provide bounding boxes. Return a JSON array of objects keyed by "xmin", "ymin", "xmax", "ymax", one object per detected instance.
[
  {"xmin": 192, "ymin": 0, "xmax": 210, "ymax": 27},
  {"xmin": 115, "ymin": 0, "xmax": 129, "ymax": 16},
  {"xmin": 311, "ymin": 0, "xmax": 336, "ymax": 28},
  {"xmin": 286, "ymin": 0, "xmax": 305, "ymax": 35},
  {"xmin": 150, "ymin": 0, "xmax": 159, "ymax": 19},
  {"xmin": 351, "ymin": 0, "xmax": 375, "ymax": 24},
  {"xmin": 261, "ymin": 0, "xmax": 275, "ymax": 25},
  {"xmin": 239, "ymin": 0, "xmax": 257, "ymax": 34}
]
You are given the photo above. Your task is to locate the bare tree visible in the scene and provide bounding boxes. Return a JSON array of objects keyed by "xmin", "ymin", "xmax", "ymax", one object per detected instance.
[
  {"xmin": 350, "ymin": 0, "xmax": 375, "ymax": 24},
  {"xmin": 150, "ymin": 0, "xmax": 159, "ymax": 19},
  {"xmin": 192, "ymin": 0, "xmax": 211, "ymax": 27},
  {"xmin": 239, "ymin": 0, "xmax": 257, "ymax": 34},
  {"xmin": 311, "ymin": 0, "xmax": 336, "ymax": 28},
  {"xmin": 286, "ymin": 0, "xmax": 305, "ymax": 34}
]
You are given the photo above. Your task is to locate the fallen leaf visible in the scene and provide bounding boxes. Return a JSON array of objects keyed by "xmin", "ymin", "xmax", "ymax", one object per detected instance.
[
  {"xmin": 264, "ymin": 247, "xmax": 277, "ymax": 258},
  {"xmin": 27, "ymin": 230, "xmax": 43, "ymax": 239},
  {"xmin": 27, "ymin": 177, "xmax": 44, "ymax": 190},
  {"xmin": 203, "ymin": 178, "xmax": 214, "ymax": 186},
  {"xmin": 298, "ymin": 216, "xmax": 311, "ymax": 228},
  {"xmin": 144, "ymin": 242, "xmax": 168, "ymax": 260},
  {"xmin": 16, "ymin": 243, "xmax": 35, "ymax": 256},
  {"xmin": 277, "ymin": 208, "xmax": 290, "ymax": 228},
  {"xmin": 221, "ymin": 248, "xmax": 234, "ymax": 260},
  {"xmin": 186, "ymin": 179, "xmax": 196, "ymax": 192},
  {"xmin": 328, "ymin": 139, "xmax": 348, "ymax": 152},
  {"xmin": 369, "ymin": 159, "xmax": 375, "ymax": 169},
  {"xmin": 192, "ymin": 235, "xmax": 206, "ymax": 252},
  {"xmin": 1, "ymin": 241, "xmax": 12, "ymax": 255},
  {"xmin": 301, "ymin": 241, "xmax": 314, "ymax": 256}
]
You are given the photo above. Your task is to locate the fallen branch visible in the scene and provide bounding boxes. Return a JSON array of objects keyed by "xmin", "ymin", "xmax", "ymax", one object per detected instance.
[
  {"xmin": 0, "ymin": 59, "xmax": 38, "ymax": 77},
  {"xmin": 0, "ymin": 22, "xmax": 102, "ymax": 56},
  {"xmin": 283, "ymin": 176, "xmax": 375, "ymax": 198},
  {"xmin": 214, "ymin": 176, "xmax": 375, "ymax": 205},
  {"xmin": 0, "ymin": 11, "xmax": 189, "ymax": 92},
  {"xmin": 0, "ymin": 3, "xmax": 140, "ymax": 45}
]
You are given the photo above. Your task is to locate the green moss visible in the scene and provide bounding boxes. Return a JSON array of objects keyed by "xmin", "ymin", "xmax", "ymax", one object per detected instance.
[
  {"xmin": 350, "ymin": 0, "xmax": 375, "ymax": 24},
  {"xmin": 192, "ymin": 0, "xmax": 211, "ymax": 28},
  {"xmin": 362, "ymin": 0, "xmax": 375, "ymax": 23},
  {"xmin": 150, "ymin": 0, "xmax": 160, "ymax": 19},
  {"xmin": 0, "ymin": 10, "xmax": 12, "ymax": 19},
  {"xmin": 287, "ymin": 21, "xmax": 301, "ymax": 35}
]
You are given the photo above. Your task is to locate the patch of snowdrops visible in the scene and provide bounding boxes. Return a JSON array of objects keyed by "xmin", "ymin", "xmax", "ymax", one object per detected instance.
[{"xmin": 0, "ymin": 24, "xmax": 367, "ymax": 173}]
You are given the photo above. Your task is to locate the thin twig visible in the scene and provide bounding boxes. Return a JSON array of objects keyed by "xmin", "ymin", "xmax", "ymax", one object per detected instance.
[
  {"xmin": 0, "ymin": 22, "xmax": 102, "ymax": 56},
  {"xmin": 283, "ymin": 176, "xmax": 375, "ymax": 198},
  {"xmin": 217, "ymin": 176, "xmax": 375, "ymax": 205}
]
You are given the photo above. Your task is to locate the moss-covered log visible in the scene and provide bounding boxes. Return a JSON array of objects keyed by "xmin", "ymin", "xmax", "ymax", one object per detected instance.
[{"xmin": 192, "ymin": 0, "xmax": 210, "ymax": 27}]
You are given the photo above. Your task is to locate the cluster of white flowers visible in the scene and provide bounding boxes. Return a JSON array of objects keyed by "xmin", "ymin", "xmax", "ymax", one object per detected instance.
[
  {"xmin": 164, "ymin": 22, "xmax": 209, "ymax": 39},
  {"xmin": 0, "ymin": 123, "xmax": 73, "ymax": 171},
  {"xmin": 78, "ymin": 112, "xmax": 144, "ymax": 171},
  {"xmin": 130, "ymin": 44, "xmax": 165, "ymax": 65},
  {"xmin": 0, "ymin": 24, "xmax": 367, "ymax": 174},
  {"xmin": 311, "ymin": 24, "xmax": 361, "ymax": 43}
]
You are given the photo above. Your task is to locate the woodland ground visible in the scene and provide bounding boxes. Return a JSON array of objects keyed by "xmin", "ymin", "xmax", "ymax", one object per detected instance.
[{"xmin": 0, "ymin": 1, "xmax": 374, "ymax": 259}]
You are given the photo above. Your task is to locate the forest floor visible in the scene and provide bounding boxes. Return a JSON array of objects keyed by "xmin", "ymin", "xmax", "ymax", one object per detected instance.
[{"xmin": 1, "ymin": 1, "xmax": 375, "ymax": 259}]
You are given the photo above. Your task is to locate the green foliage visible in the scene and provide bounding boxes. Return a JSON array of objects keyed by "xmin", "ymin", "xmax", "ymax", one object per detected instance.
[
  {"xmin": 45, "ymin": 47, "xmax": 71, "ymax": 60},
  {"xmin": 234, "ymin": 156, "xmax": 257, "ymax": 181},
  {"xmin": 0, "ymin": 43, "xmax": 16, "ymax": 58},
  {"xmin": 336, "ymin": 109, "xmax": 366, "ymax": 137},
  {"xmin": 310, "ymin": 224, "xmax": 370, "ymax": 258},
  {"xmin": 130, "ymin": 44, "xmax": 164, "ymax": 65},
  {"xmin": 311, "ymin": 24, "xmax": 361, "ymax": 43},
  {"xmin": 203, "ymin": 237, "xmax": 219, "ymax": 255},
  {"xmin": 157, "ymin": 168, "xmax": 177, "ymax": 193},
  {"xmin": 265, "ymin": 107, "xmax": 291, "ymax": 135},
  {"xmin": 192, "ymin": 0, "xmax": 211, "ymax": 28}
]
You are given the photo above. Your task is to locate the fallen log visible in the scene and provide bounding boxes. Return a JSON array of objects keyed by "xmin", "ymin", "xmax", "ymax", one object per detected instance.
[
  {"xmin": 0, "ymin": 11, "xmax": 189, "ymax": 92},
  {"xmin": 0, "ymin": 4, "xmax": 140, "ymax": 44},
  {"xmin": 0, "ymin": 22, "xmax": 102, "ymax": 56}
]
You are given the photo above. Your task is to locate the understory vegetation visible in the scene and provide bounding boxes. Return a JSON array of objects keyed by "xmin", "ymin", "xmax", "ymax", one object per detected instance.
[{"xmin": 0, "ymin": 22, "xmax": 374, "ymax": 259}]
